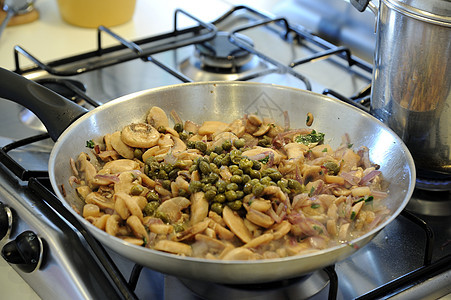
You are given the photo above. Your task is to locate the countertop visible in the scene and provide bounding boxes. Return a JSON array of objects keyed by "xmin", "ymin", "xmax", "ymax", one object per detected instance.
[{"xmin": 0, "ymin": 0, "xmax": 265, "ymax": 70}]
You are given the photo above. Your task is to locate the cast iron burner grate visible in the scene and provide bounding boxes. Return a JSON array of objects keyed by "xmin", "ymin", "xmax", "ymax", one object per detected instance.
[{"xmin": 2, "ymin": 4, "xmax": 449, "ymax": 299}]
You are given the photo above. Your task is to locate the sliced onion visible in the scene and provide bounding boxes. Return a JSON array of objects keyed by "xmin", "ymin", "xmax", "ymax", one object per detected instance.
[{"xmin": 359, "ymin": 170, "xmax": 381, "ymax": 185}]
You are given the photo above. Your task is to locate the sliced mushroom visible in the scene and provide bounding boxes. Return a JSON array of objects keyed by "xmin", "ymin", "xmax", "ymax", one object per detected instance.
[
  {"xmin": 85, "ymin": 192, "xmax": 115, "ymax": 210},
  {"xmin": 101, "ymin": 159, "xmax": 140, "ymax": 174},
  {"xmin": 154, "ymin": 240, "xmax": 192, "ymax": 256},
  {"xmin": 270, "ymin": 220, "xmax": 291, "ymax": 240},
  {"xmin": 223, "ymin": 206, "xmax": 252, "ymax": 243},
  {"xmin": 242, "ymin": 233, "xmax": 273, "ymax": 249},
  {"xmin": 126, "ymin": 215, "xmax": 148, "ymax": 239},
  {"xmin": 176, "ymin": 218, "xmax": 210, "ymax": 241},
  {"xmin": 121, "ymin": 123, "xmax": 160, "ymax": 148},
  {"xmin": 252, "ymin": 123, "xmax": 271, "ymax": 137},
  {"xmin": 198, "ymin": 121, "xmax": 229, "ymax": 136},
  {"xmin": 110, "ymin": 131, "xmax": 135, "ymax": 159},
  {"xmin": 147, "ymin": 106, "xmax": 169, "ymax": 128},
  {"xmin": 195, "ymin": 233, "xmax": 226, "ymax": 250},
  {"xmin": 226, "ymin": 119, "xmax": 245, "ymax": 137},
  {"xmin": 190, "ymin": 192, "xmax": 209, "ymax": 225},
  {"xmin": 284, "ymin": 142, "xmax": 308, "ymax": 160},
  {"xmin": 156, "ymin": 196, "xmax": 191, "ymax": 223},
  {"xmin": 246, "ymin": 208, "xmax": 275, "ymax": 229},
  {"xmin": 222, "ymin": 247, "xmax": 257, "ymax": 260},
  {"xmin": 105, "ymin": 214, "xmax": 121, "ymax": 236},
  {"xmin": 76, "ymin": 152, "xmax": 98, "ymax": 189}
]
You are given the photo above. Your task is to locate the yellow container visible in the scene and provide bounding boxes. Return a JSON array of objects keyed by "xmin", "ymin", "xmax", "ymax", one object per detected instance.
[{"xmin": 57, "ymin": 0, "xmax": 136, "ymax": 28}]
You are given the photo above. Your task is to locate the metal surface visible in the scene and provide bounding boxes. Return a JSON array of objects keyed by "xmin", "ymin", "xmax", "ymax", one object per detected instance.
[
  {"xmin": 29, "ymin": 81, "xmax": 413, "ymax": 284},
  {"xmin": 363, "ymin": 0, "xmax": 451, "ymax": 178},
  {"xmin": 0, "ymin": 2, "xmax": 448, "ymax": 298}
]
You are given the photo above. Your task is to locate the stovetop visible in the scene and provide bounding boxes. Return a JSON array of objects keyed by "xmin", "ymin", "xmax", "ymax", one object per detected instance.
[{"xmin": 0, "ymin": 3, "xmax": 449, "ymax": 300}]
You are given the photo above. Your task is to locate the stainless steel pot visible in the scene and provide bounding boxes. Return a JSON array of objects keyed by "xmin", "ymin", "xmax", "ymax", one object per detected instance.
[
  {"xmin": 0, "ymin": 68, "xmax": 415, "ymax": 284},
  {"xmin": 351, "ymin": 0, "xmax": 451, "ymax": 179}
]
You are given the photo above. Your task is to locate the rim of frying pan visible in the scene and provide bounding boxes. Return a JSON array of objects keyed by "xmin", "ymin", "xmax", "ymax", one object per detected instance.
[{"xmin": 48, "ymin": 81, "xmax": 416, "ymax": 268}]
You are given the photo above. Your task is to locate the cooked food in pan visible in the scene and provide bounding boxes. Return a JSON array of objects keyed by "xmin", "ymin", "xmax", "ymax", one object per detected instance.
[{"xmin": 70, "ymin": 106, "xmax": 389, "ymax": 260}]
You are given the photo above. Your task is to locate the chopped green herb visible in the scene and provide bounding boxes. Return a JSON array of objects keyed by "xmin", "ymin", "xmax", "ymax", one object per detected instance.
[
  {"xmin": 294, "ymin": 130, "xmax": 325, "ymax": 146},
  {"xmin": 308, "ymin": 186, "xmax": 315, "ymax": 197},
  {"xmin": 86, "ymin": 139, "xmax": 95, "ymax": 148},
  {"xmin": 311, "ymin": 203, "xmax": 320, "ymax": 209},
  {"xmin": 312, "ymin": 225, "xmax": 323, "ymax": 234},
  {"xmin": 142, "ymin": 236, "xmax": 148, "ymax": 246},
  {"xmin": 353, "ymin": 195, "xmax": 374, "ymax": 205},
  {"xmin": 258, "ymin": 155, "xmax": 270, "ymax": 164},
  {"xmin": 348, "ymin": 143, "xmax": 353, "ymax": 148},
  {"xmin": 350, "ymin": 211, "xmax": 356, "ymax": 220},
  {"xmin": 322, "ymin": 148, "xmax": 328, "ymax": 152}
]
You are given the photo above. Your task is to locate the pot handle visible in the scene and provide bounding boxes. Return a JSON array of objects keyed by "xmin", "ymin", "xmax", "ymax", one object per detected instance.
[
  {"xmin": 350, "ymin": 0, "xmax": 378, "ymax": 15},
  {"xmin": 0, "ymin": 67, "xmax": 88, "ymax": 141}
]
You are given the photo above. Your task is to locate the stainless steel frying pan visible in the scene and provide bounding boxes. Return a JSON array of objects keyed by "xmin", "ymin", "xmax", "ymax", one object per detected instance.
[{"xmin": 0, "ymin": 68, "xmax": 415, "ymax": 284}]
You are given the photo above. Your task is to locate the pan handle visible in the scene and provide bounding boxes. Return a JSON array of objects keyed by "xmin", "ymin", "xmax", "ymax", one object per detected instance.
[{"xmin": 0, "ymin": 67, "xmax": 88, "ymax": 141}]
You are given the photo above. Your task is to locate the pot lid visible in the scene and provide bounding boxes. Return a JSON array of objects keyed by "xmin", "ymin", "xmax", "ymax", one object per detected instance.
[{"xmin": 383, "ymin": 0, "xmax": 451, "ymax": 26}]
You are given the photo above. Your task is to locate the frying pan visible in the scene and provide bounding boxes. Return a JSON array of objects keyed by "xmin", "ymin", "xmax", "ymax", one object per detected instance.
[{"xmin": 0, "ymin": 67, "xmax": 415, "ymax": 284}]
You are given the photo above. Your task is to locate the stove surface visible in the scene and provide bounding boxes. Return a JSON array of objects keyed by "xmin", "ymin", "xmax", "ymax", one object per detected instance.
[{"xmin": 0, "ymin": 1, "xmax": 449, "ymax": 300}]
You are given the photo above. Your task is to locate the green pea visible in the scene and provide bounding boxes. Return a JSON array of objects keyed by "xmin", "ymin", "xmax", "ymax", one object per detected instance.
[
  {"xmin": 227, "ymin": 200, "xmax": 242, "ymax": 211},
  {"xmin": 146, "ymin": 191, "xmax": 160, "ymax": 202},
  {"xmin": 233, "ymin": 138, "xmax": 245, "ymax": 149},
  {"xmin": 252, "ymin": 183, "xmax": 265, "ymax": 197},
  {"xmin": 269, "ymin": 171, "xmax": 283, "ymax": 181},
  {"xmin": 225, "ymin": 190, "xmax": 237, "ymax": 201},
  {"xmin": 227, "ymin": 183, "xmax": 239, "ymax": 191},
  {"xmin": 173, "ymin": 223, "xmax": 185, "ymax": 233},
  {"xmin": 239, "ymin": 158, "xmax": 253, "ymax": 170},
  {"xmin": 179, "ymin": 132, "xmax": 188, "ymax": 141},
  {"xmin": 252, "ymin": 161, "xmax": 262, "ymax": 170},
  {"xmin": 130, "ymin": 184, "xmax": 144, "ymax": 196},
  {"xmin": 157, "ymin": 126, "xmax": 167, "ymax": 133},
  {"xmin": 210, "ymin": 202, "xmax": 223, "ymax": 215},
  {"xmin": 216, "ymin": 180, "xmax": 227, "ymax": 193},
  {"xmin": 230, "ymin": 175, "xmax": 243, "ymax": 185},
  {"xmin": 260, "ymin": 176, "xmax": 272, "ymax": 186},
  {"xmin": 134, "ymin": 148, "xmax": 143, "ymax": 160},
  {"xmin": 214, "ymin": 145, "xmax": 223, "ymax": 154},
  {"xmin": 157, "ymin": 170, "xmax": 168, "ymax": 180},
  {"xmin": 189, "ymin": 181, "xmax": 203, "ymax": 193},
  {"xmin": 232, "ymin": 169, "xmax": 244, "ymax": 176},
  {"xmin": 229, "ymin": 165, "xmax": 239, "ymax": 174},
  {"xmin": 155, "ymin": 211, "xmax": 169, "ymax": 223},
  {"xmin": 221, "ymin": 155, "xmax": 231, "ymax": 166},
  {"xmin": 187, "ymin": 141, "xmax": 195, "ymax": 149},
  {"xmin": 173, "ymin": 123, "xmax": 183, "ymax": 133},
  {"xmin": 242, "ymin": 174, "xmax": 251, "ymax": 184},
  {"xmin": 243, "ymin": 182, "xmax": 253, "ymax": 194},
  {"xmin": 249, "ymin": 169, "xmax": 261, "ymax": 179},
  {"xmin": 213, "ymin": 193, "xmax": 226, "ymax": 203},
  {"xmin": 205, "ymin": 190, "xmax": 217, "ymax": 201},
  {"xmin": 162, "ymin": 180, "xmax": 171, "ymax": 190},
  {"xmin": 199, "ymin": 160, "xmax": 211, "ymax": 174},
  {"xmin": 222, "ymin": 140, "xmax": 232, "ymax": 151},
  {"xmin": 178, "ymin": 189, "xmax": 189, "ymax": 198},
  {"xmin": 323, "ymin": 161, "xmax": 340, "ymax": 175},
  {"xmin": 143, "ymin": 201, "xmax": 160, "ymax": 216},
  {"xmin": 195, "ymin": 141, "xmax": 207, "ymax": 153}
]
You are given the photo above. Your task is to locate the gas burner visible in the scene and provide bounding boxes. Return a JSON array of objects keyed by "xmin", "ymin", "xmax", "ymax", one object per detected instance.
[
  {"xmin": 180, "ymin": 31, "xmax": 269, "ymax": 81},
  {"xmin": 174, "ymin": 271, "xmax": 329, "ymax": 300},
  {"xmin": 196, "ymin": 31, "xmax": 254, "ymax": 70},
  {"xmin": 415, "ymin": 169, "xmax": 451, "ymax": 192},
  {"xmin": 407, "ymin": 189, "xmax": 451, "ymax": 217},
  {"xmin": 19, "ymin": 78, "xmax": 87, "ymax": 132}
]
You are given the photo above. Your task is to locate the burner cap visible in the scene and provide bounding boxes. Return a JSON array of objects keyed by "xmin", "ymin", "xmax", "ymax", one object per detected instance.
[{"xmin": 195, "ymin": 31, "xmax": 254, "ymax": 70}]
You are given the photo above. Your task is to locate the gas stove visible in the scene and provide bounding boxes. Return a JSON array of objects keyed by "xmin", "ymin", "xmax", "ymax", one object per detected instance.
[{"xmin": 0, "ymin": 2, "xmax": 450, "ymax": 300}]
